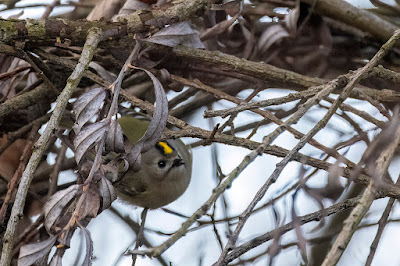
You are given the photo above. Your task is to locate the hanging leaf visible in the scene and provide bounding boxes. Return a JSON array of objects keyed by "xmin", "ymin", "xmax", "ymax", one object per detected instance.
[
  {"xmin": 78, "ymin": 184, "xmax": 100, "ymax": 220},
  {"xmin": 99, "ymin": 177, "xmax": 117, "ymax": 210},
  {"xmin": 74, "ymin": 120, "xmax": 109, "ymax": 163},
  {"xmin": 18, "ymin": 235, "xmax": 57, "ymax": 266},
  {"xmin": 105, "ymin": 119, "xmax": 124, "ymax": 153},
  {"xmin": 80, "ymin": 226, "xmax": 94, "ymax": 266},
  {"xmin": 127, "ymin": 68, "xmax": 168, "ymax": 169},
  {"xmin": 44, "ymin": 184, "xmax": 80, "ymax": 233},
  {"xmin": 144, "ymin": 22, "xmax": 205, "ymax": 49},
  {"xmin": 285, "ymin": 5, "xmax": 300, "ymax": 35},
  {"xmin": 258, "ymin": 24, "xmax": 289, "ymax": 54},
  {"xmin": 73, "ymin": 87, "xmax": 107, "ymax": 132}
]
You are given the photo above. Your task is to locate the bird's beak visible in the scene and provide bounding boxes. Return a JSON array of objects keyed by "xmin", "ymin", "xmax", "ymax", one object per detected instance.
[{"xmin": 172, "ymin": 158, "xmax": 184, "ymax": 167}]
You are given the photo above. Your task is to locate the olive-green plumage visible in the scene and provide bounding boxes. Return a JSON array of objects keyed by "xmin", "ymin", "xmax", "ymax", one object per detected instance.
[{"xmin": 115, "ymin": 116, "xmax": 192, "ymax": 209}]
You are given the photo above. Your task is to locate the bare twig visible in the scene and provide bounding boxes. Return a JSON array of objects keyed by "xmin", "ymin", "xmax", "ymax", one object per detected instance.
[
  {"xmin": 223, "ymin": 196, "xmax": 362, "ymax": 264},
  {"xmin": 216, "ymin": 28, "xmax": 400, "ymax": 266},
  {"xmin": 0, "ymin": 27, "xmax": 102, "ymax": 266},
  {"xmin": 130, "ymin": 208, "xmax": 148, "ymax": 266},
  {"xmin": 365, "ymin": 175, "xmax": 400, "ymax": 266},
  {"xmin": 300, "ymin": 0, "xmax": 398, "ymax": 43},
  {"xmin": 321, "ymin": 29, "xmax": 400, "ymax": 266},
  {"xmin": 47, "ymin": 143, "xmax": 68, "ymax": 197}
]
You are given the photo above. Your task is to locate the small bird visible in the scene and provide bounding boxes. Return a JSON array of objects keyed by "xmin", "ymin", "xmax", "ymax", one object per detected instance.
[{"xmin": 115, "ymin": 116, "xmax": 192, "ymax": 209}]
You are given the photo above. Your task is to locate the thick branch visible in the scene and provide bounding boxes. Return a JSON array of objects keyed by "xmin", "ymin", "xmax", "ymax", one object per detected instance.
[
  {"xmin": 172, "ymin": 46, "xmax": 400, "ymax": 103},
  {"xmin": 0, "ymin": 0, "xmax": 210, "ymax": 46},
  {"xmin": 301, "ymin": 0, "xmax": 397, "ymax": 43}
]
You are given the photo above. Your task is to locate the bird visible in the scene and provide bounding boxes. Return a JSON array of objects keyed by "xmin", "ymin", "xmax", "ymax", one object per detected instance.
[{"xmin": 114, "ymin": 115, "xmax": 192, "ymax": 209}]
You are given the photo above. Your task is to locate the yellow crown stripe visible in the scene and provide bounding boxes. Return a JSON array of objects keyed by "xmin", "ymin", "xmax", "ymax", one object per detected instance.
[{"xmin": 158, "ymin": 141, "xmax": 173, "ymax": 155}]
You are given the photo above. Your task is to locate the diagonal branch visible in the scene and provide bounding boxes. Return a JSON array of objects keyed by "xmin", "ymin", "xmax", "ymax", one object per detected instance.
[
  {"xmin": 0, "ymin": 27, "xmax": 103, "ymax": 266},
  {"xmin": 216, "ymin": 28, "xmax": 400, "ymax": 266}
]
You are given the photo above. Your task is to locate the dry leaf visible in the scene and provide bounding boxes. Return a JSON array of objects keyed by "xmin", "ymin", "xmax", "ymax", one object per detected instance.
[
  {"xmin": 200, "ymin": 14, "xmax": 239, "ymax": 41},
  {"xmin": 258, "ymin": 24, "xmax": 289, "ymax": 54},
  {"xmin": 44, "ymin": 184, "xmax": 80, "ymax": 233},
  {"xmin": 18, "ymin": 235, "xmax": 57, "ymax": 266},
  {"xmin": 105, "ymin": 119, "xmax": 124, "ymax": 153},
  {"xmin": 74, "ymin": 120, "xmax": 109, "ymax": 163},
  {"xmin": 78, "ymin": 184, "xmax": 100, "ymax": 220},
  {"xmin": 99, "ymin": 177, "xmax": 117, "ymax": 210},
  {"xmin": 144, "ymin": 22, "xmax": 205, "ymax": 49},
  {"xmin": 73, "ymin": 87, "xmax": 107, "ymax": 132},
  {"xmin": 80, "ymin": 226, "xmax": 94, "ymax": 266},
  {"xmin": 127, "ymin": 68, "xmax": 168, "ymax": 169},
  {"xmin": 285, "ymin": 5, "xmax": 300, "ymax": 35}
]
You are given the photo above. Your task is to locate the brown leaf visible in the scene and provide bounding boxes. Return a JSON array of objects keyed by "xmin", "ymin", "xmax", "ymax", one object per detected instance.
[
  {"xmin": 200, "ymin": 14, "xmax": 239, "ymax": 41},
  {"xmin": 127, "ymin": 68, "xmax": 168, "ymax": 169},
  {"xmin": 99, "ymin": 177, "xmax": 117, "ymax": 210},
  {"xmin": 105, "ymin": 119, "xmax": 125, "ymax": 153},
  {"xmin": 18, "ymin": 235, "xmax": 57, "ymax": 266},
  {"xmin": 258, "ymin": 24, "xmax": 289, "ymax": 54},
  {"xmin": 144, "ymin": 22, "xmax": 204, "ymax": 49},
  {"xmin": 89, "ymin": 62, "xmax": 117, "ymax": 83},
  {"xmin": 73, "ymin": 87, "xmax": 107, "ymax": 132},
  {"xmin": 74, "ymin": 120, "xmax": 109, "ymax": 163},
  {"xmin": 285, "ymin": 5, "xmax": 300, "ymax": 35},
  {"xmin": 80, "ymin": 226, "xmax": 94, "ymax": 266},
  {"xmin": 78, "ymin": 184, "xmax": 101, "ymax": 220},
  {"xmin": 112, "ymin": 0, "xmax": 150, "ymax": 21},
  {"xmin": 44, "ymin": 184, "xmax": 80, "ymax": 233}
]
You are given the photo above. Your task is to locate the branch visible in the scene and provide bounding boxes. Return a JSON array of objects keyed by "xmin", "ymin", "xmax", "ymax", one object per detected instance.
[
  {"xmin": 0, "ymin": 83, "xmax": 57, "ymax": 125},
  {"xmin": 301, "ymin": 0, "xmax": 398, "ymax": 43},
  {"xmin": 322, "ymin": 118, "xmax": 400, "ymax": 265},
  {"xmin": 171, "ymin": 46, "xmax": 400, "ymax": 103},
  {"xmin": 125, "ymin": 29, "xmax": 400, "ymax": 258},
  {"xmin": 216, "ymin": 27, "xmax": 400, "ymax": 266},
  {"xmin": 0, "ymin": 0, "xmax": 210, "ymax": 46},
  {"xmin": 223, "ymin": 196, "xmax": 361, "ymax": 264},
  {"xmin": 365, "ymin": 175, "xmax": 400, "ymax": 266},
  {"xmin": 0, "ymin": 27, "xmax": 102, "ymax": 266},
  {"xmin": 19, "ymin": 50, "xmax": 399, "ymax": 199}
]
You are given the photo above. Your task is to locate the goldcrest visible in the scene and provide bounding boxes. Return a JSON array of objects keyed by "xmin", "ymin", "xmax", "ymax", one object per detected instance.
[{"xmin": 115, "ymin": 116, "xmax": 192, "ymax": 209}]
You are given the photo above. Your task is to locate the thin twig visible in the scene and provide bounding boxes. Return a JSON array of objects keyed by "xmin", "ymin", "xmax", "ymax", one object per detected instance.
[
  {"xmin": 321, "ymin": 29, "xmax": 400, "ymax": 266},
  {"xmin": 41, "ymin": 0, "xmax": 60, "ymax": 19},
  {"xmin": 216, "ymin": 28, "xmax": 400, "ymax": 266},
  {"xmin": 219, "ymin": 196, "xmax": 362, "ymax": 264},
  {"xmin": 130, "ymin": 208, "xmax": 148, "ymax": 265},
  {"xmin": 172, "ymin": 75, "xmax": 356, "ymax": 169},
  {"xmin": 365, "ymin": 175, "xmax": 400, "ymax": 266},
  {"xmin": 128, "ymin": 63, "xmax": 355, "ymax": 259},
  {"xmin": 0, "ymin": 66, "xmax": 30, "ymax": 81},
  {"xmin": 0, "ymin": 27, "xmax": 103, "ymax": 266},
  {"xmin": 109, "ymin": 207, "xmax": 168, "ymax": 266},
  {"xmin": 47, "ymin": 143, "xmax": 68, "ymax": 197}
]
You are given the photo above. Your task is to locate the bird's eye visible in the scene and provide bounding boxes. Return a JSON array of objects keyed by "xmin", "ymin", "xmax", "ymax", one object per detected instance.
[{"xmin": 158, "ymin": 160, "xmax": 167, "ymax": 168}]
